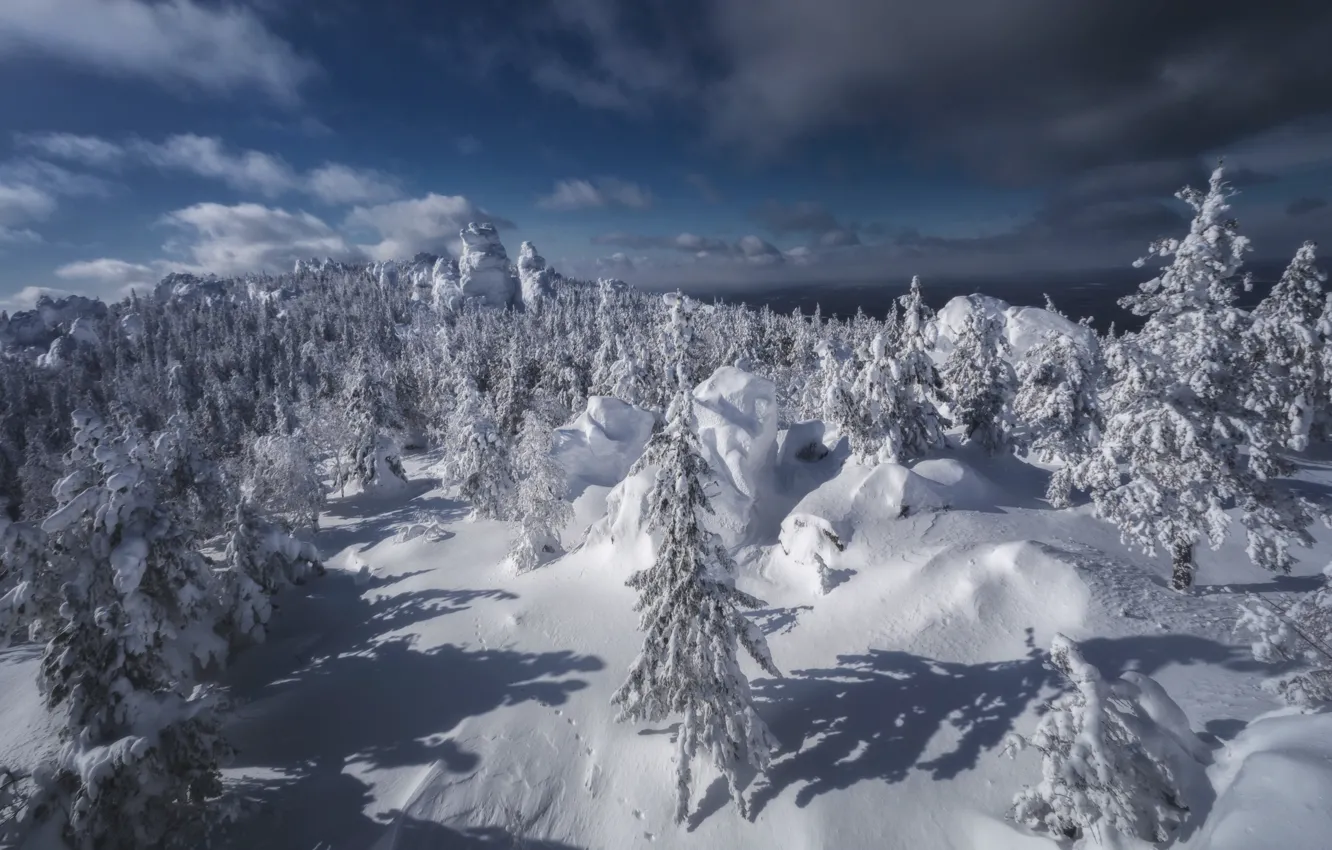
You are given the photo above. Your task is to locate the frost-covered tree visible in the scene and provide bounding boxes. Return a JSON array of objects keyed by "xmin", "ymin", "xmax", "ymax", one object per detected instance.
[
  {"xmin": 892, "ymin": 276, "xmax": 950, "ymax": 456},
  {"xmin": 219, "ymin": 502, "xmax": 323, "ymax": 648},
  {"xmin": 1237, "ymin": 568, "xmax": 1332, "ymax": 709},
  {"xmin": 1070, "ymin": 167, "xmax": 1318, "ymax": 590},
  {"xmin": 1006, "ymin": 634, "xmax": 1201, "ymax": 843},
  {"xmin": 942, "ymin": 300, "xmax": 1013, "ymax": 453},
  {"xmin": 507, "ymin": 413, "xmax": 572, "ymax": 573},
  {"xmin": 611, "ymin": 293, "xmax": 780, "ymax": 823},
  {"xmin": 443, "ymin": 379, "xmax": 512, "ymax": 520},
  {"xmin": 239, "ymin": 432, "xmax": 325, "ymax": 533},
  {"xmin": 35, "ymin": 411, "xmax": 233, "ymax": 849},
  {"xmin": 1248, "ymin": 241, "xmax": 1327, "ymax": 451},
  {"xmin": 815, "ymin": 339, "xmax": 856, "ymax": 444},
  {"xmin": 1015, "ymin": 323, "xmax": 1103, "ymax": 505}
]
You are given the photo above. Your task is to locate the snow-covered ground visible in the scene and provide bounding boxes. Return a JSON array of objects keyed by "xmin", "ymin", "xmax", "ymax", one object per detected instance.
[{"xmin": 5, "ymin": 428, "xmax": 1332, "ymax": 849}]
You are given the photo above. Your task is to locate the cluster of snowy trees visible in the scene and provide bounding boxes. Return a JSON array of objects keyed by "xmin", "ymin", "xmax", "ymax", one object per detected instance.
[{"xmin": 3, "ymin": 165, "xmax": 1332, "ymax": 839}]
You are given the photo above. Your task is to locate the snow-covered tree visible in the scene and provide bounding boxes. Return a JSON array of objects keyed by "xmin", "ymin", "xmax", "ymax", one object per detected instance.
[
  {"xmin": 507, "ymin": 413, "xmax": 572, "ymax": 573},
  {"xmin": 891, "ymin": 276, "xmax": 950, "ymax": 458},
  {"xmin": 611, "ymin": 293, "xmax": 780, "ymax": 823},
  {"xmin": 443, "ymin": 379, "xmax": 512, "ymax": 520},
  {"xmin": 1237, "ymin": 566, "xmax": 1332, "ymax": 709},
  {"xmin": 1070, "ymin": 167, "xmax": 1318, "ymax": 590},
  {"xmin": 815, "ymin": 339, "xmax": 856, "ymax": 444},
  {"xmin": 1015, "ymin": 323, "xmax": 1103, "ymax": 505},
  {"xmin": 1248, "ymin": 241, "xmax": 1327, "ymax": 451},
  {"xmin": 36, "ymin": 411, "xmax": 233, "ymax": 849},
  {"xmin": 1006, "ymin": 634, "xmax": 1201, "ymax": 843},
  {"xmin": 942, "ymin": 300, "xmax": 1013, "ymax": 453},
  {"xmin": 219, "ymin": 502, "xmax": 323, "ymax": 648},
  {"xmin": 239, "ymin": 432, "xmax": 325, "ymax": 533}
]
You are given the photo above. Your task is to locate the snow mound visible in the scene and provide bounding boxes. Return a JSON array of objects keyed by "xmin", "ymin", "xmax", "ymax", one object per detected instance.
[
  {"xmin": 852, "ymin": 463, "xmax": 951, "ymax": 519},
  {"xmin": 1184, "ymin": 711, "xmax": 1332, "ymax": 850},
  {"xmin": 517, "ymin": 241, "xmax": 559, "ymax": 306},
  {"xmin": 911, "ymin": 457, "xmax": 1001, "ymax": 509},
  {"xmin": 776, "ymin": 419, "xmax": 831, "ymax": 468},
  {"xmin": 692, "ymin": 366, "xmax": 780, "ymax": 546},
  {"xmin": 779, "ymin": 513, "xmax": 849, "ymax": 595},
  {"xmin": 457, "ymin": 223, "xmax": 518, "ymax": 309},
  {"xmin": 553, "ymin": 397, "xmax": 655, "ymax": 494},
  {"xmin": 934, "ymin": 294, "xmax": 1095, "ymax": 360}
]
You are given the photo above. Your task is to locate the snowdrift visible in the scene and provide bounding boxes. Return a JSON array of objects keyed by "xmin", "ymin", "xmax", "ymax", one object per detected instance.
[
  {"xmin": 934, "ymin": 294, "xmax": 1095, "ymax": 361},
  {"xmin": 693, "ymin": 366, "xmax": 780, "ymax": 546}
]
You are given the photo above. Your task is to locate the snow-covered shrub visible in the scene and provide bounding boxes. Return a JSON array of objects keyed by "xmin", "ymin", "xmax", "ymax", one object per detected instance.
[
  {"xmin": 1238, "ymin": 566, "xmax": 1332, "ymax": 709},
  {"xmin": 1006, "ymin": 634, "xmax": 1204, "ymax": 843},
  {"xmin": 1014, "ymin": 320, "xmax": 1102, "ymax": 505},
  {"xmin": 220, "ymin": 502, "xmax": 323, "ymax": 648}
]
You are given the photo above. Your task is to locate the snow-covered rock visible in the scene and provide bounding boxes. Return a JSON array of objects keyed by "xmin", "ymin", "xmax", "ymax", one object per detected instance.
[
  {"xmin": 693, "ymin": 366, "xmax": 780, "ymax": 545},
  {"xmin": 154, "ymin": 272, "xmax": 229, "ymax": 304},
  {"xmin": 779, "ymin": 513, "xmax": 848, "ymax": 594},
  {"xmin": 1, "ymin": 294, "xmax": 107, "ymax": 351},
  {"xmin": 457, "ymin": 223, "xmax": 518, "ymax": 309},
  {"xmin": 119, "ymin": 313, "xmax": 145, "ymax": 341},
  {"xmin": 934, "ymin": 295, "xmax": 1095, "ymax": 361},
  {"xmin": 553, "ymin": 397, "xmax": 655, "ymax": 495},
  {"xmin": 517, "ymin": 241, "xmax": 559, "ymax": 306},
  {"xmin": 776, "ymin": 420, "xmax": 832, "ymax": 469},
  {"xmin": 67, "ymin": 317, "xmax": 101, "ymax": 347}
]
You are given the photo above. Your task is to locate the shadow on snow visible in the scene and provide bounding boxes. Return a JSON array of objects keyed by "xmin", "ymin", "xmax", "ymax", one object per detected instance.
[{"xmin": 218, "ymin": 566, "xmax": 602, "ymax": 849}]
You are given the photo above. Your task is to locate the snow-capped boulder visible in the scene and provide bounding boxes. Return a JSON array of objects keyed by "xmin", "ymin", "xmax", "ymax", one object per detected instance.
[
  {"xmin": 693, "ymin": 366, "xmax": 780, "ymax": 545},
  {"xmin": 67, "ymin": 317, "xmax": 100, "ymax": 347},
  {"xmin": 517, "ymin": 241, "xmax": 559, "ymax": 306},
  {"xmin": 934, "ymin": 295, "xmax": 1095, "ymax": 361},
  {"xmin": 376, "ymin": 260, "xmax": 399, "ymax": 288},
  {"xmin": 1, "ymin": 294, "xmax": 108, "ymax": 351},
  {"xmin": 777, "ymin": 420, "xmax": 832, "ymax": 468},
  {"xmin": 553, "ymin": 397, "xmax": 655, "ymax": 495},
  {"xmin": 779, "ymin": 513, "xmax": 849, "ymax": 594},
  {"xmin": 457, "ymin": 223, "xmax": 518, "ymax": 309},
  {"xmin": 850, "ymin": 463, "xmax": 950, "ymax": 519},
  {"xmin": 119, "ymin": 313, "xmax": 145, "ymax": 341}
]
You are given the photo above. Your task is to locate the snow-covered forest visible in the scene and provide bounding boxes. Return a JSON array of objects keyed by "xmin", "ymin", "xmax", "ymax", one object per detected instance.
[{"xmin": 4, "ymin": 168, "xmax": 1332, "ymax": 850}]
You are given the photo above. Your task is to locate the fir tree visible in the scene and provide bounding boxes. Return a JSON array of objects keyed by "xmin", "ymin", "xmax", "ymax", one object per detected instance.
[
  {"xmin": 941, "ymin": 300, "xmax": 1013, "ymax": 453},
  {"xmin": 611, "ymin": 294, "xmax": 780, "ymax": 823},
  {"xmin": 507, "ymin": 413, "xmax": 573, "ymax": 573},
  {"xmin": 1015, "ymin": 322, "xmax": 1103, "ymax": 505}
]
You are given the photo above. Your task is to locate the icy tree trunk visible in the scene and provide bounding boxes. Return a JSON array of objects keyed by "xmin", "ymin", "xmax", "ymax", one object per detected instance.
[{"xmin": 1170, "ymin": 541, "xmax": 1194, "ymax": 591}]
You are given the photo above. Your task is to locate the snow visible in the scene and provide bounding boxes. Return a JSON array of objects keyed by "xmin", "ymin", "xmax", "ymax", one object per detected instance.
[
  {"xmin": 1182, "ymin": 710, "xmax": 1332, "ymax": 850},
  {"xmin": 457, "ymin": 223, "xmax": 519, "ymax": 309},
  {"xmin": 517, "ymin": 241, "xmax": 559, "ymax": 306},
  {"xmin": 935, "ymin": 294, "xmax": 1096, "ymax": 361},
  {"xmin": 553, "ymin": 396, "xmax": 655, "ymax": 495}
]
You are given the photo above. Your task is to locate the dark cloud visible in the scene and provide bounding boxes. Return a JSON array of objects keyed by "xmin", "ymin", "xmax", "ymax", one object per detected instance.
[
  {"xmin": 466, "ymin": 0, "xmax": 1332, "ymax": 183},
  {"xmin": 592, "ymin": 231, "xmax": 733, "ymax": 253},
  {"xmin": 751, "ymin": 199, "xmax": 841, "ymax": 235},
  {"xmin": 1288, "ymin": 196, "xmax": 1329, "ymax": 217}
]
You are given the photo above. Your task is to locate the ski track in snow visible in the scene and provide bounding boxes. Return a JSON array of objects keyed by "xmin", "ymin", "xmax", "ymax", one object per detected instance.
[{"xmin": 5, "ymin": 447, "xmax": 1332, "ymax": 850}]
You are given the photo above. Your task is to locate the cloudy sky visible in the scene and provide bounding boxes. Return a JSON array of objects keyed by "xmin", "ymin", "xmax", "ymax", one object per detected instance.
[{"xmin": 1, "ymin": 0, "xmax": 1330, "ymax": 309}]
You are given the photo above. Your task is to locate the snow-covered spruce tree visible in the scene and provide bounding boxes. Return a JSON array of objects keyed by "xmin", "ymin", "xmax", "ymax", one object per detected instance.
[
  {"xmin": 1006, "ymin": 634, "xmax": 1199, "ymax": 843},
  {"xmin": 1070, "ymin": 167, "xmax": 1318, "ymax": 591},
  {"xmin": 942, "ymin": 299, "xmax": 1013, "ymax": 453},
  {"xmin": 1015, "ymin": 322, "xmax": 1103, "ymax": 506},
  {"xmin": 0, "ymin": 515, "xmax": 55, "ymax": 649},
  {"xmin": 443, "ymin": 379, "xmax": 512, "ymax": 520},
  {"xmin": 611, "ymin": 293, "xmax": 780, "ymax": 824},
  {"xmin": 1237, "ymin": 568, "xmax": 1332, "ymax": 709},
  {"xmin": 506, "ymin": 413, "xmax": 573, "ymax": 573},
  {"xmin": 815, "ymin": 339, "xmax": 856, "ymax": 444},
  {"xmin": 36, "ymin": 411, "xmax": 233, "ymax": 849},
  {"xmin": 219, "ymin": 501, "xmax": 323, "ymax": 649},
  {"xmin": 894, "ymin": 276, "xmax": 951, "ymax": 453},
  {"xmin": 1247, "ymin": 241, "xmax": 1326, "ymax": 451}
]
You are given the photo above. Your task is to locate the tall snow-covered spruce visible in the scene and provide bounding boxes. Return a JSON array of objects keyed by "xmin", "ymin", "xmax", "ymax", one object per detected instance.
[
  {"xmin": 942, "ymin": 298, "xmax": 1013, "ymax": 453},
  {"xmin": 1069, "ymin": 166, "xmax": 1318, "ymax": 590},
  {"xmin": 611, "ymin": 293, "xmax": 780, "ymax": 824}
]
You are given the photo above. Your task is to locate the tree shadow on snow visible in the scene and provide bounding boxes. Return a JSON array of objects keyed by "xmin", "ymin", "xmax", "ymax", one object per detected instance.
[
  {"xmin": 218, "ymin": 568, "xmax": 602, "ymax": 849},
  {"xmin": 317, "ymin": 488, "xmax": 469, "ymax": 557},
  {"xmin": 741, "ymin": 631, "xmax": 1260, "ymax": 822}
]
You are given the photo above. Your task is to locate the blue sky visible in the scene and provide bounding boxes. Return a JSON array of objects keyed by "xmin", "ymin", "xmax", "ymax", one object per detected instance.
[{"xmin": 1, "ymin": 0, "xmax": 1330, "ymax": 309}]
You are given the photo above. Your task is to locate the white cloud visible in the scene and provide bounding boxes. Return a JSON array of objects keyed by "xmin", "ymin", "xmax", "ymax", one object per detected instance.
[
  {"xmin": 0, "ymin": 0, "xmax": 317, "ymax": 104},
  {"xmin": 306, "ymin": 163, "xmax": 400, "ymax": 205},
  {"xmin": 0, "ymin": 182, "xmax": 56, "ymax": 227},
  {"xmin": 737, "ymin": 234, "xmax": 785, "ymax": 264},
  {"xmin": 161, "ymin": 202, "xmax": 357, "ymax": 276},
  {"xmin": 536, "ymin": 177, "xmax": 653, "ymax": 211},
  {"xmin": 346, "ymin": 194, "xmax": 513, "ymax": 261},
  {"xmin": 135, "ymin": 134, "xmax": 298, "ymax": 196},
  {"xmin": 22, "ymin": 132, "xmax": 400, "ymax": 204},
  {"xmin": 56, "ymin": 258, "xmax": 158, "ymax": 289}
]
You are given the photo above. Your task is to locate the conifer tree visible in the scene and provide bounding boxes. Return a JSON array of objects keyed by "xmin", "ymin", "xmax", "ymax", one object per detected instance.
[
  {"xmin": 942, "ymin": 301, "xmax": 1013, "ymax": 453},
  {"xmin": 1015, "ymin": 321, "xmax": 1103, "ymax": 505},
  {"xmin": 507, "ymin": 412, "xmax": 573, "ymax": 572},
  {"xmin": 611, "ymin": 294, "xmax": 780, "ymax": 823},
  {"xmin": 1070, "ymin": 167, "xmax": 1318, "ymax": 590}
]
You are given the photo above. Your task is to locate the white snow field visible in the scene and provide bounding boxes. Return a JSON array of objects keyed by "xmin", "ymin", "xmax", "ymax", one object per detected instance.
[{"xmin": 5, "ymin": 378, "xmax": 1332, "ymax": 849}]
